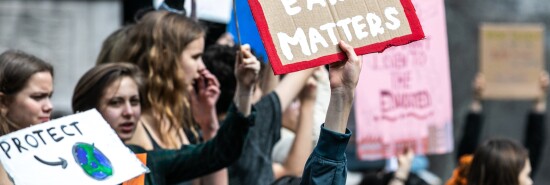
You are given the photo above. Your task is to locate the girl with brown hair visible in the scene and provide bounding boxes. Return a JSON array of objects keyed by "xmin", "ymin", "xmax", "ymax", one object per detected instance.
[
  {"xmin": 102, "ymin": 10, "xmax": 261, "ymax": 184},
  {"xmin": 72, "ymin": 60, "xmax": 259, "ymax": 184},
  {"xmin": 0, "ymin": 50, "xmax": 54, "ymax": 185},
  {"xmin": 467, "ymin": 139, "xmax": 532, "ymax": 185}
]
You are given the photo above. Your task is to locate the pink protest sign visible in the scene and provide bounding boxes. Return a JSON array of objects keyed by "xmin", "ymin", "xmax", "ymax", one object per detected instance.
[{"xmin": 355, "ymin": 0, "xmax": 453, "ymax": 160}]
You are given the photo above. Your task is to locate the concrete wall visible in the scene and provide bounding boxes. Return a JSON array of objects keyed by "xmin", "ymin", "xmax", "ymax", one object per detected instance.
[{"xmin": 0, "ymin": 0, "xmax": 121, "ymax": 115}]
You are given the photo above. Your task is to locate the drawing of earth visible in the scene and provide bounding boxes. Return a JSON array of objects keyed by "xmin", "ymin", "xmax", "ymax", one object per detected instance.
[{"xmin": 72, "ymin": 142, "xmax": 113, "ymax": 180}]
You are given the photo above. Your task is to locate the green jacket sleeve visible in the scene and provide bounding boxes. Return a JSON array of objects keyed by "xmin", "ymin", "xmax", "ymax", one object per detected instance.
[{"xmin": 129, "ymin": 103, "xmax": 256, "ymax": 185}]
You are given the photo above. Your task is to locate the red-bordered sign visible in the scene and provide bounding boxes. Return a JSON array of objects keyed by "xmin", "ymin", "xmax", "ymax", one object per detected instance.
[{"xmin": 248, "ymin": 0, "xmax": 425, "ymax": 74}]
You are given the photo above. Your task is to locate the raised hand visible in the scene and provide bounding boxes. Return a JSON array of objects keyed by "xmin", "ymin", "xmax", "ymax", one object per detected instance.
[
  {"xmin": 324, "ymin": 41, "xmax": 363, "ymax": 133},
  {"xmin": 235, "ymin": 44, "xmax": 261, "ymax": 89},
  {"xmin": 534, "ymin": 70, "xmax": 548, "ymax": 112},
  {"xmin": 473, "ymin": 73, "xmax": 485, "ymax": 101},
  {"xmin": 468, "ymin": 73, "xmax": 485, "ymax": 112},
  {"xmin": 234, "ymin": 44, "xmax": 261, "ymax": 116},
  {"xmin": 190, "ymin": 69, "xmax": 221, "ymax": 136},
  {"xmin": 299, "ymin": 76, "xmax": 318, "ymax": 103},
  {"xmin": 538, "ymin": 71, "xmax": 548, "ymax": 98},
  {"xmin": 328, "ymin": 41, "xmax": 362, "ymax": 91}
]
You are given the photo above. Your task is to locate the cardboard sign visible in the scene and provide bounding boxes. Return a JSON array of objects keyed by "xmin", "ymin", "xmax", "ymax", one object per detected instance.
[
  {"xmin": 355, "ymin": 0, "xmax": 452, "ymax": 160},
  {"xmin": 480, "ymin": 24, "xmax": 545, "ymax": 99},
  {"xmin": 0, "ymin": 110, "xmax": 148, "ymax": 185},
  {"xmin": 248, "ymin": 0, "xmax": 424, "ymax": 74}
]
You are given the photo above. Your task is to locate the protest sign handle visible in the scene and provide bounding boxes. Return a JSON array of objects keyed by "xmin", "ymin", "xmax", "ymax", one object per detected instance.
[{"xmin": 232, "ymin": 0, "xmax": 244, "ymax": 62}]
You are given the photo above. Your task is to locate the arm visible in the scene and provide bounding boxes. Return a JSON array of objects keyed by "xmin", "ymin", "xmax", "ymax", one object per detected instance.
[
  {"xmin": 148, "ymin": 104, "xmax": 255, "ymax": 184},
  {"xmin": 191, "ymin": 65, "xmax": 226, "ymax": 185},
  {"xmin": 126, "ymin": 104, "xmax": 255, "ymax": 184},
  {"xmin": 233, "ymin": 44, "xmax": 260, "ymax": 116},
  {"xmin": 197, "ymin": 44, "xmax": 261, "ymax": 185},
  {"xmin": 0, "ymin": 164, "xmax": 14, "ymax": 185},
  {"xmin": 274, "ymin": 68, "xmax": 315, "ymax": 112},
  {"xmin": 274, "ymin": 77, "xmax": 317, "ymax": 178},
  {"xmin": 190, "ymin": 69, "xmax": 221, "ymax": 140},
  {"xmin": 301, "ymin": 41, "xmax": 362, "ymax": 185},
  {"xmin": 388, "ymin": 149, "xmax": 414, "ymax": 185},
  {"xmin": 524, "ymin": 71, "xmax": 548, "ymax": 176},
  {"xmin": 457, "ymin": 73, "xmax": 484, "ymax": 161},
  {"xmin": 260, "ymin": 63, "xmax": 279, "ymax": 96}
]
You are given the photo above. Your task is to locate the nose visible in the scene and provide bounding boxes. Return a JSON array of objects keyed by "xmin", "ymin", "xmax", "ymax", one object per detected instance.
[
  {"xmin": 122, "ymin": 102, "xmax": 134, "ymax": 117},
  {"xmin": 43, "ymin": 98, "xmax": 53, "ymax": 113},
  {"xmin": 197, "ymin": 58, "xmax": 206, "ymax": 71}
]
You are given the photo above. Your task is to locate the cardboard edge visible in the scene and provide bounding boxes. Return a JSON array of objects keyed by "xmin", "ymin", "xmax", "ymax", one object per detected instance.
[
  {"xmin": 248, "ymin": 0, "xmax": 425, "ymax": 75},
  {"xmin": 247, "ymin": 0, "xmax": 285, "ymax": 74}
]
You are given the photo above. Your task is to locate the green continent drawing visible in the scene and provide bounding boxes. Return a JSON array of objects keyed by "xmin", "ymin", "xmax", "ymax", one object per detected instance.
[{"xmin": 72, "ymin": 142, "xmax": 113, "ymax": 180}]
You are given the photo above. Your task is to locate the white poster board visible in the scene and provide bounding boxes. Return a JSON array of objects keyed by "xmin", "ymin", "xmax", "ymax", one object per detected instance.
[
  {"xmin": 0, "ymin": 110, "xmax": 148, "ymax": 185},
  {"xmin": 186, "ymin": 0, "xmax": 233, "ymax": 23}
]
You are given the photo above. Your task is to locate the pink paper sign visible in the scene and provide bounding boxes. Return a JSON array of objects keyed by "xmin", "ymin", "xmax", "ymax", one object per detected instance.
[{"xmin": 355, "ymin": 0, "xmax": 453, "ymax": 160}]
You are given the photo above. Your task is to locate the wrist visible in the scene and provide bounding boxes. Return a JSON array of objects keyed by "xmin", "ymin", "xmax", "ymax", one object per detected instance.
[
  {"xmin": 394, "ymin": 168, "xmax": 410, "ymax": 181},
  {"xmin": 533, "ymin": 100, "xmax": 546, "ymax": 113},
  {"xmin": 300, "ymin": 98, "xmax": 316, "ymax": 105},
  {"xmin": 201, "ymin": 129, "xmax": 218, "ymax": 140},
  {"xmin": 392, "ymin": 175, "xmax": 407, "ymax": 183},
  {"xmin": 330, "ymin": 88, "xmax": 354, "ymax": 102},
  {"xmin": 197, "ymin": 115, "xmax": 220, "ymax": 133},
  {"xmin": 470, "ymin": 100, "xmax": 482, "ymax": 113},
  {"xmin": 300, "ymin": 100, "xmax": 315, "ymax": 110},
  {"xmin": 236, "ymin": 84, "xmax": 254, "ymax": 97}
]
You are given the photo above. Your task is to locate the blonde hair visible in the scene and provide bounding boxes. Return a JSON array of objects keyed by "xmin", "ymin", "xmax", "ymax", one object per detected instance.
[{"xmin": 118, "ymin": 11, "xmax": 204, "ymax": 147}]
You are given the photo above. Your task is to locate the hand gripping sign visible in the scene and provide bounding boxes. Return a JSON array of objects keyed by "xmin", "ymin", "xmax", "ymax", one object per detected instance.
[
  {"xmin": 0, "ymin": 110, "xmax": 148, "ymax": 185},
  {"xmin": 248, "ymin": 0, "xmax": 424, "ymax": 74}
]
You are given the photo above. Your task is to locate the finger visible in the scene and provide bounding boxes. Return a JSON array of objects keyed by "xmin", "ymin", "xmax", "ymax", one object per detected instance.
[
  {"xmin": 243, "ymin": 60, "xmax": 261, "ymax": 70},
  {"xmin": 241, "ymin": 44, "xmax": 251, "ymax": 52},
  {"xmin": 204, "ymin": 71, "xmax": 221, "ymax": 87},
  {"xmin": 338, "ymin": 41, "xmax": 359, "ymax": 63},
  {"xmin": 329, "ymin": 60, "xmax": 346, "ymax": 69},
  {"xmin": 241, "ymin": 48, "xmax": 254, "ymax": 59},
  {"xmin": 205, "ymin": 85, "xmax": 221, "ymax": 96},
  {"xmin": 235, "ymin": 50, "xmax": 243, "ymax": 65},
  {"xmin": 242, "ymin": 65, "xmax": 261, "ymax": 75},
  {"xmin": 197, "ymin": 75, "xmax": 206, "ymax": 92},
  {"xmin": 242, "ymin": 57, "xmax": 259, "ymax": 66}
]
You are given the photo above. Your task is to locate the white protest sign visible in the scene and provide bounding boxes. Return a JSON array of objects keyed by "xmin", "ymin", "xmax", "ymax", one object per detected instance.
[
  {"xmin": 185, "ymin": 0, "xmax": 233, "ymax": 23},
  {"xmin": 0, "ymin": 109, "xmax": 148, "ymax": 185}
]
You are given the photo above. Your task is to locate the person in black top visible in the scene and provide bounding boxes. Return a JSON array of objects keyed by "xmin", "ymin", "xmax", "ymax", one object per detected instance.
[{"xmin": 457, "ymin": 72, "xmax": 548, "ymax": 177}]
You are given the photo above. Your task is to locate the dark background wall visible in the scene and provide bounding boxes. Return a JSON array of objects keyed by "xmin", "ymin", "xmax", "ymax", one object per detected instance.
[{"xmin": 433, "ymin": 0, "xmax": 550, "ymax": 184}]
